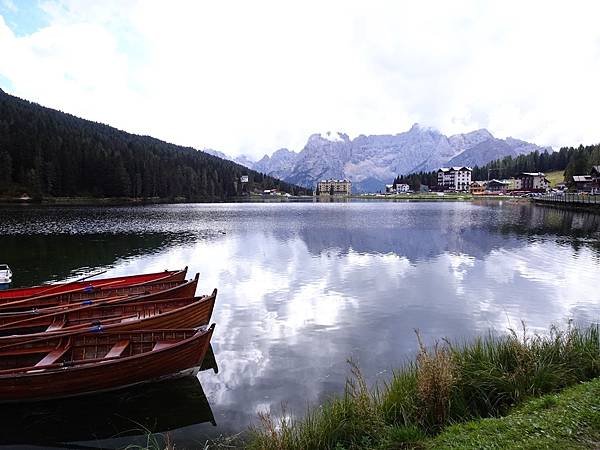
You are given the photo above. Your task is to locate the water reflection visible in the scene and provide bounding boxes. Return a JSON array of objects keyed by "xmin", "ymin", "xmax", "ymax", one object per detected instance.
[
  {"xmin": 0, "ymin": 202, "xmax": 599, "ymax": 444},
  {"xmin": 0, "ymin": 375, "xmax": 215, "ymax": 449},
  {"xmin": 0, "ymin": 232, "xmax": 199, "ymax": 287}
]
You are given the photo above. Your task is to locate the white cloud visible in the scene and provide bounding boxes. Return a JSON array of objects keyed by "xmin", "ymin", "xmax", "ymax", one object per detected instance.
[{"xmin": 1, "ymin": 0, "xmax": 600, "ymax": 158}]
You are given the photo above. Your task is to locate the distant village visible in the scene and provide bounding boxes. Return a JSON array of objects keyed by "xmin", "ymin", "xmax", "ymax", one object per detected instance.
[{"xmin": 313, "ymin": 165, "xmax": 600, "ymax": 196}]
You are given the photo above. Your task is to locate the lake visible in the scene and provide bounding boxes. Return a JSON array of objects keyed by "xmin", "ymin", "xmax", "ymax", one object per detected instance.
[{"xmin": 0, "ymin": 200, "xmax": 599, "ymax": 448}]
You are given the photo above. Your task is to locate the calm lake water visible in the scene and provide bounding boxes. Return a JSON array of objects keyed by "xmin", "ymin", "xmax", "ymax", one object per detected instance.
[{"xmin": 1, "ymin": 200, "xmax": 599, "ymax": 448}]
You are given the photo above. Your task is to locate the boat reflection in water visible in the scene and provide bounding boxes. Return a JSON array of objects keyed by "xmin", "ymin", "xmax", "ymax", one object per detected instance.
[{"xmin": 0, "ymin": 345, "xmax": 218, "ymax": 448}]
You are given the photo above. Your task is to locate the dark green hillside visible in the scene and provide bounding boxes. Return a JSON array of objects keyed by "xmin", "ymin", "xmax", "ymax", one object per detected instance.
[{"xmin": 0, "ymin": 89, "xmax": 309, "ymax": 200}]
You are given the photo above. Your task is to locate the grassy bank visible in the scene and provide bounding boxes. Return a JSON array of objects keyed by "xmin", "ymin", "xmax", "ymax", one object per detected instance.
[
  {"xmin": 428, "ymin": 377, "xmax": 600, "ymax": 449},
  {"xmin": 247, "ymin": 324, "xmax": 600, "ymax": 450}
]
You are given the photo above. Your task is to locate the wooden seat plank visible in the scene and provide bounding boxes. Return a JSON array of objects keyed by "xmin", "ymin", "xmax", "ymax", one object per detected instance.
[
  {"xmin": 35, "ymin": 346, "xmax": 70, "ymax": 367},
  {"xmin": 152, "ymin": 341, "xmax": 174, "ymax": 351},
  {"xmin": 105, "ymin": 339, "xmax": 130, "ymax": 359},
  {"xmin": 46, "ymin": 320, "xmax": 66, "ymax": 332}
]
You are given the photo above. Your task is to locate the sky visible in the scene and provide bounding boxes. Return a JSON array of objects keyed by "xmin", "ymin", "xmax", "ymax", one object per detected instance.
[{"xmin": 1, "ymin": 0, "xmax": 600, "ymax": 160}]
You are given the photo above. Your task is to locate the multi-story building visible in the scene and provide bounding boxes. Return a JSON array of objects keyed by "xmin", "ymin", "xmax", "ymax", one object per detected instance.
[
  {"xmin": 572, "ymin": 175, "xmax": 594, "ymax": 193},
  {"xmin": 507, "ymin": 178, "xmax": 522, "ymax": 191},
  {"xmin": 470, "ymin": 181, "xmax": 486, "ymax": 195},
  {"xmin": 316, "ymin": 179, "xmax": 352, "ymax": 195},
  {"xmin": 486, "ymin": 179, "xmax": 510, "ymax": 193},
  {"xmin": 437, "ymin": 167, "xmax": 472, "ymax": 191},
  {"xmin": 571, "ymin": 167, "xmax": 600, "ymax": 194},
  {"xmin": 517, "ymin": 172, "xmax": 549, "ymax": 192}
]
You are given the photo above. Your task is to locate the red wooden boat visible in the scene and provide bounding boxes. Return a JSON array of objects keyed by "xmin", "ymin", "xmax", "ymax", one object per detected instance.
[
  {"xmin": 0, "ymin": 268, "xmax": 188, "ymax": 301},
  {"xmin": 0, "ymin": 290, "xmax": 217, "ymax": 340},
  {"xmin": 0, "ymin": 274, "xmax": 199, "ymax": 312},
  {"xmin": 0, "ymin": 326, "xmax": 215, "ymax": 402}
]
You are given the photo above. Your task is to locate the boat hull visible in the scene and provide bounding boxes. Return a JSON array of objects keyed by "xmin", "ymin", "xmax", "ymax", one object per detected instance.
[
  {"xmin": 0, "ymin": 274, "xmax": 199, "ymax": 312},
  {"xmin": 0, "ymin": 291, "xmax": 217, "ymax": 341},
  {"xmin": 0, "ymin": 268, "xmax": 188, "ymax": 301},
  {"xmin": 0, "ymin": 326, "xmax": 215, "ymax": 403}
]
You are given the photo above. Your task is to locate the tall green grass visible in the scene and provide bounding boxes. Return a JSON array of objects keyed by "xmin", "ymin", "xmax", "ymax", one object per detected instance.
[{"xmin": 247, "ymin": 323, "xmax": 600, "ymax": 450}]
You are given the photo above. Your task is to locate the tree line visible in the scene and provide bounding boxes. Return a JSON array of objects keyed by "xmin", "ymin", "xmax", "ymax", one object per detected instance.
[
  {"xmin": 0, "ymin": 89, "xmax": 310, "ymax": 200},
  {"xmin": 393, "ymin": 144, "xmax": 600, "ymax": 190}
]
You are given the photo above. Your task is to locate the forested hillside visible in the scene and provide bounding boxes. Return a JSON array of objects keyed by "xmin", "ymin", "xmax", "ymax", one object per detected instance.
[
  {"xmin": 0, "ymin": 89, "xmax": 309, "ymax": 200},
  {"xmin": 394, "ymin": 144, "xmax": 600, "ymax": 190}
]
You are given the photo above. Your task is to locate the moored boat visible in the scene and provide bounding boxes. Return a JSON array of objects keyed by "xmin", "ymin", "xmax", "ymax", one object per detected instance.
[
  {"xmin": 0, "ymin": 267, "xmax": 188, "ymax": 301},
  {"xmin": 0, "ymin": 265, "xmax": 12, "ymax": 285},
  {"xmin": 0, "ymin": 290, "xmax": 217, "ymax": 340},
  {"xmin": 0, "ymin": 325, "xmax": 215, "ymax": 402},
  {"xmin": 0, "ymin": 273, "xmax": 199, "ymax": 312}
]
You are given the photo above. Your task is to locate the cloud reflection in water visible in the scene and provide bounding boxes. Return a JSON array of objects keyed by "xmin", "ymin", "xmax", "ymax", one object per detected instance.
[{"xmin": 2, "ymin": 201, "xmax": 599, "ymax": 441}]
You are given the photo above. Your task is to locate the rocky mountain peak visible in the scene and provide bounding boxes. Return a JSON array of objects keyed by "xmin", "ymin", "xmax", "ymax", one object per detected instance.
[
  {"xmin": 309, "ymin": 131, "xmax": 350, "ymax": 144},
  {"xmin": 205, "ymin": 125, "xmax": 551, "ymax": 194}
]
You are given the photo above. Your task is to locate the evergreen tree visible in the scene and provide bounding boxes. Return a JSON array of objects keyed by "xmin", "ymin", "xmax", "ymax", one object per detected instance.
[
  {"xmin": 0, "ymin": 90, "xmax": 310, "ymax": 199},
  {"xmin": 394, "ymin": 144, "xmax": 600, "ymax": 188}
]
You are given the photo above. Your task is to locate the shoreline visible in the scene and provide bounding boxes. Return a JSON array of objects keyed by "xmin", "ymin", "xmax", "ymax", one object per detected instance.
[
  {"xmin": 0, "ymin": 195, "xmax": 316, "ymax": 207},
  {"xmin": 0, "ymin": 194, "xmax": 527, "ymax": 207},
  {"xmin": 245, "ymin": 323, "xmax": 600, "ymax": 450}
]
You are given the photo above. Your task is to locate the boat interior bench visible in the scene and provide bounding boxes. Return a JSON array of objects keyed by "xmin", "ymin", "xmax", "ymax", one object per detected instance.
[
  {"xmin": 35, "ymin": 345, "xmax": 70, "ymax": 367},
  {"xmin": 105, "ymin": 339, "xmax": 130, "ymax": 359},
  {"xmin": 153, "ymin": 341, "xmax": 176, "ymax": 351},
  {"xmin": 46, "ymin": 320, "xmax": 66, "ymax": 332}
]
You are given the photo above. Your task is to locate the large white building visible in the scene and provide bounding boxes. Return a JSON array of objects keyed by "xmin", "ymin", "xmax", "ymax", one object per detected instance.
[
  {"xmin": 437, "ymin": 167, "xmax": 472, "ymax": 191},
  {"xmin": 316, "ymin": 179, "xmax": 352, "ymax": 195}
]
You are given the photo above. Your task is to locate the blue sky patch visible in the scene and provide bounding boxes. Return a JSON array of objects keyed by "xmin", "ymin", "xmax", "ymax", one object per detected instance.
[{"xmin": 0, "ymin": 0, "xmax": 49, "ymax": 37}]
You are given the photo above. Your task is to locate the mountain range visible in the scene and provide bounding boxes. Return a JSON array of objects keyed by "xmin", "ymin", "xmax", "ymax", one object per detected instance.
[{"xmin": 210, "ymin": 125, "xmax": 552, "ymax": 193}]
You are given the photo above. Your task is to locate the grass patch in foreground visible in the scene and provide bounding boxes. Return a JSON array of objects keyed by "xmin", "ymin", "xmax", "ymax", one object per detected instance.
[
  {"xmin": 247, "ymin": 323, "xmax": 600, "ymax": 450},
  {"xmin": 427, "ymin": 377, "xmax": 600, "ymax": 449}
]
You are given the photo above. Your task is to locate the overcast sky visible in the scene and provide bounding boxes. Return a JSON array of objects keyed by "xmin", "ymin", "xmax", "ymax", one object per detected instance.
[{"xmin": 1, "ymin": 0, "xmax": 599, "ymax": 159}]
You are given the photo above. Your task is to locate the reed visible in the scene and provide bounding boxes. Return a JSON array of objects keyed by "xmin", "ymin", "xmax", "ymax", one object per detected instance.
[{"xmin": 247, "ymin": 322, "xmax": 600, "ymax": 450}]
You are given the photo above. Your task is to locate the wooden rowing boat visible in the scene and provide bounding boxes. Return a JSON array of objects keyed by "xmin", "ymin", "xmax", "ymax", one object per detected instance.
[
  {"xmin": 0, "ymin": 273, "xmax": 199, "ymax": 312},
  {"xmin": 0, "ymin": 290, "xmax": 217, "ymax": 340},
  {"xmin": 0, "ymin": 267, "xmax": 188, "ymax": 301},
  {"xmin": 0, "ymin": 375, "xmax": 215, "ymax": 445},
  {"xmin": 0, "ymin": 326, "xmax": 215, "ymax": 402}
]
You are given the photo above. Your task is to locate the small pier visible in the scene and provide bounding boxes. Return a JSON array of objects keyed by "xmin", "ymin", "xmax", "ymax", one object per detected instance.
[{"xmin": 533, "ymin": 193, "xmax": 600, "ymax": 211}]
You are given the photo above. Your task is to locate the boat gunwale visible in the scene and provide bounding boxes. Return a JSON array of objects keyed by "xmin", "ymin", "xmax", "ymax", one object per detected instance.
[
  {"xmin": 0, "ymin": 290, "xmax": 217, "ymax": 343},
  {"xmin": 0, "ymin": 287, "xmax": 214, "ymax": 334},
  {"xmin": 0, "ymin": 324, "xmax": 215, "ymax": 379},
  {"xmin": 0, "ymin": 267, "xmax": 188, "ymax": 301},
  {"xmin": 0, "ymin": 273, "xmax": 200, "ymax": 313}
]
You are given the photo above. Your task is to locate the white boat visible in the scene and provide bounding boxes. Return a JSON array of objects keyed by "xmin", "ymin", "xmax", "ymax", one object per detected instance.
[{"xmin": 0, "ymin": 265, "xmax": 12, "ymax": 284}]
